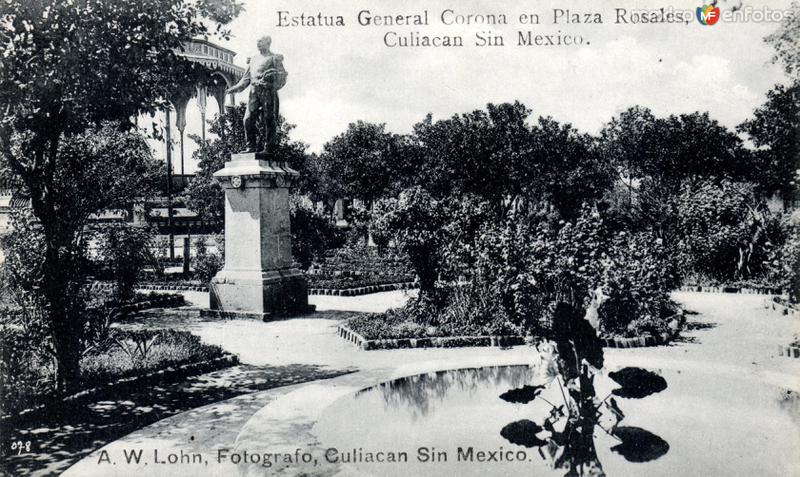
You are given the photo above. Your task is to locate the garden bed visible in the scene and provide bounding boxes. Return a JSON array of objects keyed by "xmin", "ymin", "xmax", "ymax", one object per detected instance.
[
  {"xmin": 0, "ymin": 329, "xmax": 236, "ymax": 419},
  {"xmin": 337, "ymin": 322, "xmax": 681, "ymax": 351},
  {"xmin": 109, "ymin": 293, "xmax": 185, "ymax": 314}
]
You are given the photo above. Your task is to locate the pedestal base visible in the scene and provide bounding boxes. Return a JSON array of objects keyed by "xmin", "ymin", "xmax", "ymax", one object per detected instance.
[{"xmin": 206, "ymin": 268, "xmax": 315, "ymax": 321}]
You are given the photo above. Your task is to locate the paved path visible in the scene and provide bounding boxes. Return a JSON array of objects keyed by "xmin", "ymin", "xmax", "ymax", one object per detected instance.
[{"xmin": 29, "ymin": 292, "xmax": 800, "ymax": 475}]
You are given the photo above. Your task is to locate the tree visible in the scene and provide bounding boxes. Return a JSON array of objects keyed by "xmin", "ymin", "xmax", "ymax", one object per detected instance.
[
  {"xmin": 1, "ymin": 125, "xmax": 162, "ymax": 389},
  {"xmin": 409, "ymin": 103, "xmax": 614, "ymax": 220},
  {"xmin": 94, "ymin": 223, "xmax": 157, "ymax": 302},
  {"xmin": 317, "ymin": 121, "xmax": 405, "ymax": 207},
  {"xmin": 738, "ymin": 82, "xmax": 800, "ymax": 201},
  {"xmin": 530, "ymin": 117, "xmax": 614, "ymax": 220},
  {"xmin": 411, "ymin": 102, "xmax": 535, "ymax": 212},
  {"xmin": 599, "ymin": 107, "xmax": 751, "ymax": 235},
  {"xmin": 601, "ymin": 108, "xmax": 749, "ymax": 190},
  {"xmin": 765, "ymin": 1, "xmax": 800, "ymax": 80},
  {"xmin": 372, "ymin": 187, "xmax": 449, "ymax": 299},
  {"xmin": 0, "ymin": 0, "xmax": 238, "ymax": 391}
]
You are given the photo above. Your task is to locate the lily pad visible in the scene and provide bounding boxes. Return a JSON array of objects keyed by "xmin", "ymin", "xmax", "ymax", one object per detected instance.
[
  {"xmin": 499, "ymin": 385, "xmax": 546, "ymax": 404},
  {"xmin": 608, "ymin": 367, "xmax": 667, "ymax": 399},
  {"xmin": 500, "ymin": 419, "xmax": 547, "ymax": 448},
  {"xmin": 610, "ymin": 426, "xmax": 669, "ymax": 462}
]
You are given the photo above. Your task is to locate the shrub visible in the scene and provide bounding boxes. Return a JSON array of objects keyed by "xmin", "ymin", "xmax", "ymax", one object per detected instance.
[
  {"xmin": 0, "ymin": 326, "xmax": 55, "ymax": 416},
  {"xmin": 0, "ymin": 307, "xmax": 232, "ymax": 417},
  {"xmin": 192, "ymin": 235, "xmax": 224, "ymax": 282},
  {"xmin": 676, "ymin": 180, "xmax": 784, "ymax": 282},
  {"xmin": 93, "ymin": 224, "xmax": 156, "ymax": 302},
  {"xmin": 290, "ymin": 196, "xmax": 346, "ymax": 269},
  {"xmin": 372, "ymin": 188, "xmax": 449, "ymax": 298},
  {"xmin": 599, "ymin": 231, "xmax": 680, "ymax": 336},
  {"xmin": 467, "ymin": 207, "xmax": 679, "ymax": 337},
  {"xmin": 345, "ymin": 299, "xmax": 516, "ymax": 340},
  {"xmin": 80, "ymin": 329, "xmax": 228, "ymax": 385}
]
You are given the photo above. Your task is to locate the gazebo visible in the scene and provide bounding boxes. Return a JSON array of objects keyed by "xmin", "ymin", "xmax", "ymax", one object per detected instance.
[{"xmin": 159, "ymin": 39, "xmax": 246, "ymax": 259}]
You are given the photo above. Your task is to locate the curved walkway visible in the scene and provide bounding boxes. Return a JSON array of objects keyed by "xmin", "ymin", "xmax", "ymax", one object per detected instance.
[{"xmin": 53, "ymin": 292, "xmax": 800, "ymax": 476}]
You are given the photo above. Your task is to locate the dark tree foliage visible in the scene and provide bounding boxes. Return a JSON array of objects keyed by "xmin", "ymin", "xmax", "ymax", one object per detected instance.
[
  {"xmin": 372, "ymin": 187, "xmax": 449, "ymax": 299},
  {"xmin": 530, "ymin": 117, "xmax": 614, "ymax": 220},
  {"xmin": 409, "ymin": 102, "xmax": 614, "ymax": 220},
  {"xmin": 599, "ymin": 107, "xmax": 753, "ymax": 236},
  {"xmin": 601, "ymin": 107, "xmax": 750, "ymax": 191},
  {"xmin": 317, "ymin": 121, "xmax": 406, "ymax": 207},
  {"xmin": 411, "ymin": 102, "xmax": 535, "ymax": 211},
  {"xmin": 738, "ymin": 82, "xmax": 800, "ymax": 199}
]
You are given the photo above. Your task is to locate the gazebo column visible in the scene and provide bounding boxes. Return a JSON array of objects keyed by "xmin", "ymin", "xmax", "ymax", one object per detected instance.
[
  {"xmin": 197, "ymin": 85, "xmax": 208, "ymax": 142},
  {"xmin": 211, "ymin": 82, "xmax": 228, "ymax": 140},
  {"xmin": 171, "ymin": 92, "xmax": 192, "ymax": 175}
]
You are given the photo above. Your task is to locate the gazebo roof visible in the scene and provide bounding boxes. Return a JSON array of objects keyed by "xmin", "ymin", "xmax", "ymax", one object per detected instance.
[{"xmin": 177, "ymin": 38, "xmax": 246, "ymax": 85}]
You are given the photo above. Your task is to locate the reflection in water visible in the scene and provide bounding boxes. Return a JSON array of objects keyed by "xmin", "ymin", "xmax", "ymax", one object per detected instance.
[
  {"xmin": 497, "ymin": 303, "xmax": 670, "ymax": 476},
  {"xmin": 359, "ymin": 365, "xmax": 535, "ymax": 420},
  {"xmin": 609, "ymin": 427, "xmax": 670, "ymax": 462},
  {"xmin": 608, "ymin": 367, "xmax": 668, "ymax": 399},
  {"xmin": 499, "ymin": 385, "xmax": 546, "ymax": 404},
  {"xmin": 354, "ymin": 302, "xmax": 671, "ymax": 476}
]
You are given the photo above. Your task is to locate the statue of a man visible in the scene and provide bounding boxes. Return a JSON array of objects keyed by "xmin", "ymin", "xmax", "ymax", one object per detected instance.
[{"xmin": 226, "ymin": 35, "xmax": 288, "ymax": 154}]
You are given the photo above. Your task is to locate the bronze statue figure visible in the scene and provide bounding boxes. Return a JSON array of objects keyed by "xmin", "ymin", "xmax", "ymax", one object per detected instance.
[{"xmin": 226, "ymin": 35, "xmax": 287, "ymax": 154}]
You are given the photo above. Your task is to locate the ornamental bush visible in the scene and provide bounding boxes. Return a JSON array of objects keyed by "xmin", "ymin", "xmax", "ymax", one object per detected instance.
[
  {"xmin": 290, "ymin": 196, "xmax": 346, "ymax": 269},
  {"xmin": 192, "ymin": 235, "xmax": 224, "ymax": 283},
  {"xmin": 469, "ymin": 207, "xmax": 679, "ymax": 337},
  {"xmin": 93, "ymin": 224, "xmax": 156, "ymax": 302},
  {"xmin": 372, "ymin": 187, "xmax": 449, "ymax": 299},
  {"xmin": 676, "ymin": 180, "xmax": 784, "ymax": 282}
]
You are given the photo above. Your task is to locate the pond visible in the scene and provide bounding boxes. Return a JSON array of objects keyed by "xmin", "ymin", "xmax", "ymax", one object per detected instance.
[{"xmin": 314, "ymin": 363, "xmax": 800, "ymax": 476}]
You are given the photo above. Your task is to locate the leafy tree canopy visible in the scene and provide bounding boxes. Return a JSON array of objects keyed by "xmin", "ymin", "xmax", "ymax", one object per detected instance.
[
  {"xmin": 738, "ymin": 81, "xmax": 800, "ymax": 196},
  {"xmin": 317, "ymin": 121, "xmax": 405, "ymax": 205}
]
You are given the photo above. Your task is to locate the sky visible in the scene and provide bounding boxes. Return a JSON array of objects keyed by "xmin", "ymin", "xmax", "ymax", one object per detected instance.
[{"xmin": 162, "ymin": 0, "xmax": 795, "ymax": 173}]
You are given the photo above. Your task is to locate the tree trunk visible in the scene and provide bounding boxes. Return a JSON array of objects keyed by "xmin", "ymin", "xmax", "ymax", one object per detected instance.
[
  {"xmin": 415, "ymin": 252, "xmax": 439, "ymax": 300},
  {"xmin": 42, "ymin": 238, "xmax": 83, "ymax": 394},
  {"xmin": 51, "ymin": 307, "xmax": 83, "ymax": 393}
]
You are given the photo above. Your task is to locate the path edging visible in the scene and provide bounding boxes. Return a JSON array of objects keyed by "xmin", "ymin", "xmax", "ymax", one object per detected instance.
[
  {"xmin": 111, "ymin": 294, "xmax": 185, "ymax": 315},
  {"xmin": 309, "ymin": 281, "xmax": 417, "ymax": 297},
  {"xmin": 136, "ymin": 281, "xmax": 418, "ymax": 297},
  {"xmin": 764, "ymin": 298, "xmax": 798, "ymax": 316},
  {"xmin": 138, "ymin": 283, "xmax": 209, "ymax": 293},
  {"xmin": 679, "ymin": 285, "xmax": 784, "ymax": 295},
  {"xmin": 337, "ymin": 324, "xmax": 679, "ymax": 351}
]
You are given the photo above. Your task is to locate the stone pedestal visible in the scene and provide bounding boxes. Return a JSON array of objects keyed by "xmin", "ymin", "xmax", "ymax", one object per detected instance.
[{"xmin": 205, "ymin": 153, "xmax": 314, "ymax": 320}]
